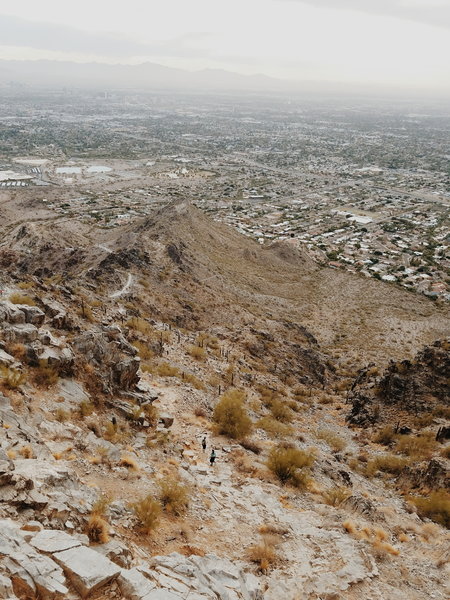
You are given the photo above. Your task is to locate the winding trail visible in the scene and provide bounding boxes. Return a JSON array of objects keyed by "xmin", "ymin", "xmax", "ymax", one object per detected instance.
[{"xmin": 110, "ymin": 273, "xmax": 134, "ymax": 298}]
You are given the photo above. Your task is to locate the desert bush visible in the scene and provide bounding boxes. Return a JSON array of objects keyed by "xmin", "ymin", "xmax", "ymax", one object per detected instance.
[
  {"xmin": 180, "ymin": 372, "xmax": 205, "ymax": 390},
  {"xmin": 143, "ymin": 403, "xmax": 158, "ymax": 426},
  {"xmin": 321, "ymin": 486, "xmax": 351, "ymax": 507},
  {"xmin": 366, "ymin": 454, "xmax": 409, "ymax": 477},
  {"xmin": 0, "ymin": 366, "xmax": 26, "ymax": 389},
  {"xmin": 55, "ymin": 408, "xmax": 69, "ymax": 423},
  {"xmin": 247, "ymin": 534, "xmax": 280, "ymax": 572},
  {"xmin": 132, "ymin": 495, "xmax": 162, "ymax": 533},
  {"xmin": 187, "ymin": 345, "xmax": 206, "ymax": 361},
  {"xmin": 92, "ymin": 493, "xmax": 112, "ymax": 516},
  {"xmin": 342, "ymin": 520, "xmax": 357, "ymax": 534},
  {"xmin": 372, "ymin": 540, "xmax": 400, "ymax": 558},
  {"xmin": 240, "ymin": 439, "xmax": 263, "ymax": 454},
  {"xmin": 9, "ymin": 293, "xmax": 35, "ymax": 306},
  {"xmin": 79, "ymin": 400, "xmax": 94, "ymax": 417},
  {"xmin": 133, "ymin": 340, "xmax": 154, "ymax": 361},
  {"xmin": 158, "ymin": 478, "xmax": 190, "ymax": 515},
  {"xmin": 413, "ymin": 414, "xmax": 434, "ymax": 428},
  {"xmin": 409, "ymin": 490, "xmax": 450, "ymax": 528},
  {"xmin": 8, "ymin": 343, "xmax": 27, "ymax": 361},
  {"xmin": 441, "ymin": 446, "xmax": 450, "ymax": 459},
  {"xmin": 33, "ymin": 361, "xmax": 59, "ymax": 388},
  {"xmin": 19, "ymin": 445, "xmax": 33, "ymax": 459},
  {"xmin": 257, "ymin": 417, "xmax": 293, "ymax": 438},
  {"xmin": 213, "ymin": 389, "xmax": 252, "ymax": 439},
  {"xmin": 433, "ymin": 405, "xmax": 450, "ymax": 419},
  {"xmin": 267, "ymin": 444, "xmax": 315, "ymax": 487},
  {"xmin": 373, "ymin": 426, "xmax": 397, "ymax": 446},
  {"xmin": 86, "ymin": 515, "xmax": 109, "ymax": 543},
  {"xmin": 119, "ymin": 455, "xmax": 139, "ymax": 471},
  {"xmin": 395, "ymin": 431, "xmax": 436, "ymax": 458},
  {"xmin": 316, "ymin": 429, "xmax": 346, "ymax": 452},
  {"xmin": 194, "ymin": 406, "xmax": 208, "ymax": 418},
  {"xmin": 269, "ymin": 399, "xmax": 293, "ymax": 423},
  {"xmin": 126, "ymin": 317, "xmax": 153, "ymax": 336},
  {"xmin": 17, "ymin": 281, "xmax": 34, "ymax": 290},
  {"xmin": 157, "ymin": 363, "xmax": 179, "ymax": 377}
]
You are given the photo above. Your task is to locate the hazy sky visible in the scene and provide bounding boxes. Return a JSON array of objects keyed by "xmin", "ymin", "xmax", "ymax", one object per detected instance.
[{"xmin": 1, "ymin": 0, "xmax": 450, "ymax": 90}]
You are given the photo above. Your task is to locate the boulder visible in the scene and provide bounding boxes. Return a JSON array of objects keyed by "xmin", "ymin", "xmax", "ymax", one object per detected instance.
[
  {"xmin": 52, "ymin": 545, "xmax": 121, "ymax": 598},
  {"xmin": 118, "ymin": 567, "xmax": 156, "ymax": 599},
  {"xmin": 17, "ymin": 305, "xmax": 45, "ymax": 326},
  {"xmin": 3, "ymin": 324, "xmax": 39, "ymax": 344},
  {"xmin": 159, "ymin": 413, "xmax": 174, "ymax": 428},
  {"xmin": 0, "ymin": 348, "xmax": 17, "ymax": 367},
  {"xmin": 94, "ymin": 539, "xmax": 133, "ymax": 568}
]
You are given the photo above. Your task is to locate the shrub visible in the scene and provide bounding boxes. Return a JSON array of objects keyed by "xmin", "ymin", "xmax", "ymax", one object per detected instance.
[
  {"xmin": 157, "ymin": 363, "xmax": 179, "ymax": 377},
  {"xmin": 366, "ymin": 454, "xmax": 409, "ymax": 477},
  {"xmin": 409, "ymin": 490, "xmax": 450, "ymax": 528},
  {"xmin": 187, "ymin": 345, "xmax": 206, "ymax": 361},
  {"xmin": 395, "ymin": 432, "xmax": 436, "ymax": 458},
  {"xmin": 0, "ymin": 366, "xmax": 26, "ymax": 389},
  {"xmin": 441, "ymin": 446, "xmax": 450, "ymax": 459},
  {"xmin": 269, "ymin": 399, "xmax": 292, "ymax": 423},
  {"xmin": 240, "ymin": 439, "xmax": 263, "ymax": 454},
  {"xmin": 126, "ymin": 317, "xmax": 153, "ymax": 336},
  {"xmin": 321, "ymin": 486, "xmax": 351, "ymax": 507},
  {"xmin": 79, "ymin": 400, "xmax": 94, "ymax": 417},
  {"xmin": 86, "ymin": 515, "xmax": 109, "ymax": 543},
  {"xmin": 19, "ymin": 445, "xmax": 33, "ymax": 459},
  {"xmin": 247, "ymin": 534, "xmax": 280, "ymax": 572},
  {"xmin": 180, "ymin": 372, "xmax": 205, "ymax": 390},
  {"xmin": 9, "ymin": 293, "xmax": 35, "ymax": 306},
  {"xmin": 267, "ymin": 445, "xmax": 315, "ymax": 487},
  {"xmin": 373, "ymin": 426, "xmax": 396, "ymax": 446},
  {"xmin": 132, "ymin": 495, "xmax": 162, "ymax": 533},
  {"xmin": 55, "ymin": 408, "xmax": 69, "ymax": 423},
  {"xmin": 256, "ymin": 417, "xmax": 293, "ymax": 438},
  {"xmin": 213, "ymin": 389, "xmax": 252, "ymax": 440},
  {"xmin": 316, "ymin": 429, "xmax": 346, "ymax": 452},
  {"xmin": 158, "ymin": 478, "xmax": 190, "ymax": 515},
  {"xmin": 133, "ymin": 341, "xmax": 154, "ymax": 361},
  {"xmin": 119, "ymin": 455, "xmax": 139, "ymax": 471},
  {"xmin": 92, "ymin": 493, "xmax": 112, "ymax": 516},
  {"xmin": 33, "ymin": 361, "xmax": 59, "ymax": 388},
  {"xmin": 194, "ymin": 406, "xmax": 208, "ymax": 418}
]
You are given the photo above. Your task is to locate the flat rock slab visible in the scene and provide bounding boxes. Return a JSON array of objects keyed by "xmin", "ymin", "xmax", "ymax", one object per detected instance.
[
  {"xmin": 52, "ymin": 545, "xmax": 121, "ymax": 598},
  {"xmin": 30, "ymin": 529, "xmax": 82, "ymax": 554},
  {"xmin": 144, "ymin": 591, "xmax": 183, "ymax": 600},
  {"xmin": 118, "ymin": 567, "xmax": 156, "ymax": 600}
]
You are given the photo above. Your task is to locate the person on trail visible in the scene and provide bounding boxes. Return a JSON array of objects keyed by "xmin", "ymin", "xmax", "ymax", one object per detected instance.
[
  {"xmin": 209, "ymin": 448, "xmax": 216, "ymax": 466},
  {"xmin": 202, "ymin": 437, "xmax": 207, "ymax": 452}
]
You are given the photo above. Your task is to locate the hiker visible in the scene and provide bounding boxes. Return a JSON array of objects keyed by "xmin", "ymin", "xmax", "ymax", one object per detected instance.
[
  {"xmin": 202, "ymin": 436, "xmax": 207, "ymax": 452},
  {"xmin": 209, "ymin": 448, "xmax": 216, "ymax": 466}
]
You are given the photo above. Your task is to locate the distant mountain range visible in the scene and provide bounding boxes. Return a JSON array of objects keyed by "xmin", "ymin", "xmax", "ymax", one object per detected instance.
[{"xmin": 0, "ymin": 59, "xmax": 288, "ymax": 92}]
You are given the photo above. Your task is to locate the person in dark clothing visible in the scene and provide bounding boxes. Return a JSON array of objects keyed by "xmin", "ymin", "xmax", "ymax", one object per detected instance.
[
  {"xmin": 202, "ymin": 437, "xmax": 207, "ymax": 452},
  {"xmin": 209, "ymin": 449, "xmax": 216, "ymax": 466}
]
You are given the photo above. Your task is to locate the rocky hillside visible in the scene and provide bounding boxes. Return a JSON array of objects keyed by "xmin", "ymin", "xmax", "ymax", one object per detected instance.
[{"xmin": 0, "ymin": 198, "xmax": 449, "ymax": 600}]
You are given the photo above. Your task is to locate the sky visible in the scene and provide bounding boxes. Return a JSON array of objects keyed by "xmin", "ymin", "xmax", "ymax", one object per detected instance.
[{"xmin": 1, "ymin": 0, "xmax": 450, "ymax": 91}]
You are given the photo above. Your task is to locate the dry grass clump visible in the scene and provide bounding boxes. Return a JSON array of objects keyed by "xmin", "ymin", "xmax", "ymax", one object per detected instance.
[
  {"xmin": 256, "ymin": 417, "xmax": 293, "ymax": 438},
  {"xmin": 408, "ymin": 490, "xmax": 450, "ymax": 528},
  {"xmin": 103, "ymin": 420, "xmax": 131, "ymax": 444},
  {"xmin": 55, "ymin": 408, "xmax": 69, "ymax": 423},
  {"xmin": 394, "ymin": 431, "xmax": 436, "ymax": 458},
  {"xmin": 247, "ymin": 534, "xmax": 281, "ymax": 573},
  {"xmin": 19, "ymin": 445, "xmax": 33, "ymax": 459},
  {"xmin": 133, "ymin": 340, "xmax": 154, "ymax": 361},
  {"xmin": 365, "ymin": 454, "xmax": 409, "ymax": 477},
  {"xmin": 187, "ymin": 345, "xmax": 206, "ymax": 361},
  {"xmin": 157, "ymin": 363, "xmax": 180, "ymax": 377},
  {"xmin": 441, "ymin": 446, "xmax": 450, "ymax": 459},
  {"xmin": 119, "ymin": 455, "xmax": 139, "ymax": 471},
  {"xmin": 132, "ymin": 495, "xmax": 162, "ymax": 533},
  {"xmin": 0, "ymin": 366, "xmax": 26, "ymax": 390},
  {"xmin": 9, "ymin": 293, "xmax": 35, "ymax": 306},
  {"xmin": 372, "ymin": 540, "xmax": 400, "ymax": 558},
  {"xmin": 267, "ymin": 444, "xmax": 315, "ymax": 487},
  {"xmin": 6, "ymin": 449, "xmax": 17, "ymax": 459},
  {"xmin": 86, "ymin": 515, "xmax": 109, "ymax": 543},
  {"xmin": 342, "ymin": 519, "xmax": 357, "ymax": 534},
  {"xmin": 269, "ymin": 399, "xmax": 293, "ymax": 423},
  {"xmin": 180, "ymin": 372, "xmax": 205, "ymax": 390},
  {"xmin": 213, "ymin": 389, "xmax": 252, "ymax": 439},
  {"xmin": 92, "ymin": 493, "xmax": 112, "ymax": 516},
  {"xmin": 321, "ymin": 486, "xmax": 351, "ymax": 507},
  {"xmin": 79, "ymin": 400, "xmax": 95, "ymax": 417},
  {"xmin": 126, "ymin": 317, "xmax": 153, "ymax": 336},
  {"xmin": 373, "ymin": 426, "xmax": 397, "ymax": 446},
  {"xmin": 158, "ymin": 478, "xmax": 190, "ymax": 515},
  {"xmin": 240, "ymin": 438, "xmax": 263, "ymax": 454},
  {"xmin": 7, "ymin": 343, "xmax": 27, "ymax": 361},
  {"xmin": 194, "ymin": 406, "xmax": 208, "ymax": 418},
  {"xmin": 316, "ymin": 429, "xmax": 346, "ymax": 452},
  {"xmin": 33, "ymin": 361, "xmax": 59, "ymax": 388},
  {"xmin": 433, "ymin": 405, "xmax": 450, "ymax": 419}
]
